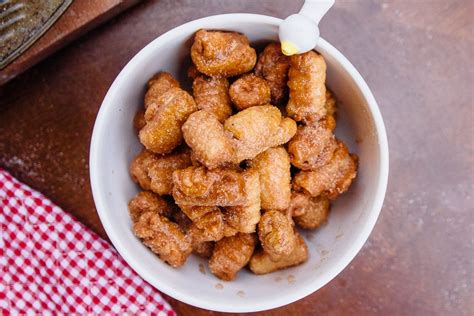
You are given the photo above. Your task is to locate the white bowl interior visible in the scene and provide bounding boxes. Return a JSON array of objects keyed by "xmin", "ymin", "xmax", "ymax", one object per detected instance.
[{"xmin": 90, "ymin": 14, "xmax": 388, "ymax": 313}]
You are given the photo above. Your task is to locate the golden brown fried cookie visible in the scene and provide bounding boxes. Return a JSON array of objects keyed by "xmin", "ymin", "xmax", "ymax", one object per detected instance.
[
  {"xmin": 192, "ymin": 241, "xmax": 215, "ymax": 258},
  {"xmin": 288, "ymin": 120, "xmax": 338, "ymax": 171},
  {"xmin": 229, "ymin": 74, "xmax": 271, "ymax": 110},
  {"xmin": 144, "ymin": 72, "xmax": 180, "ymax": 110},
  {"xmin": 130, "ymin": 149, "xmax": 192, "ymax": 195},
  {"xmin": 287, "ymin": 51, "xmax": 327, "ymax": 123},
  {"xmin": 192, "ymin": 76, "xmax": 232, "ymax": 122},
  {"xmin": 250, "ymin": 147, "xmax": 291, "ymax": 210},
  {"xmin": 188, "ymin": 209, "xmax": 225, "ymax": 243},
  {"xmin": 249, "ymin": 232, "xmax": 308, "ymax": 274},
  {"xmin": 180, "ymin": 204, "xmax": 239, "ymax": 238},
  {"xmin": 208, "ymin": 233, "xmax": 257, "ymax": 281},
  {"xmin": 182, "ymin": 110, "xmax": 235, "ymax": 169},
  {"xmin": 294, "ymin": 198, "xmax": 330, "ymax": 229},
  {"xmin": 179, "ymin": 206, "xmax": 236, "ymax": 241},
  {"xmin": 224, "ymin": 169, "xmax": 261, "ymax": 233},
  {"xmin": 293, "ymin": 141, "xmax": 358, "ymax": 199},
  {"xmin": 172, "ymin": 167, "xmax": 251, "ymax": 206},
  {"xmin": 128, "ymin": 191, "xmax": 174, "ymax": 222},
  {"xmin": 130, "ymin": 150, "xmax": 155, "ymax": 191},
  {"xmin": 133, "ymin": 212, "xmax": 191, "ymax": 268},
  {"xmin": 139, "ymin": 86, "xmax": 198, "ymax": 154},
  {"xmin": 255, "ymin": 42, "xmax": 290, "ymax": 106},
  {"xmin": 287, "ymin": 191, "xmax": 310, "ymax": 217},
  {"xmin": 258, "ymin": 210, "xmax": 296, "ymax": 261},
  {"xmin": 288, "ymin": 192, "xmax": 330, "ymax": 229},
  {"xmin": 224, "ymin": 105, "xmax": 297, "ymax": 162},
  {"xmin": 147, "ymin": 150, "xmax": 193, "ymax": 195},
  {"xmin": 191, "ymin": 30, "xmax": 257, "ymax": 77}
]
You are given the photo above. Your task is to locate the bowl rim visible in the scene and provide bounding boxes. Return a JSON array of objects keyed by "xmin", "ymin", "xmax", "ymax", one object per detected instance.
[{"xmin": 90, "ymin": 13, "xmax": 389, "ymax": 313}]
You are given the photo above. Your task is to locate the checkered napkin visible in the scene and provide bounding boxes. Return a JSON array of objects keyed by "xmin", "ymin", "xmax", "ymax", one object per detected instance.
[{"xmin": 0, "ymin": 168, "xmax": 175, "ymax": 315}]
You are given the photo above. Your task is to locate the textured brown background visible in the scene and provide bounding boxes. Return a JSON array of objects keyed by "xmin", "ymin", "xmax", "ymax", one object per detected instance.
[{"xmin": 0, "ymin": 0, "xmax": 473, "ymax": 315}]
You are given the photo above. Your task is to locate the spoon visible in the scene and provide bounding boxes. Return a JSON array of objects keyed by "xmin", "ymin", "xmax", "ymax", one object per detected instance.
[{"xmin": 279, "ymin": 0, "xmax": 335, "ymax": 56}]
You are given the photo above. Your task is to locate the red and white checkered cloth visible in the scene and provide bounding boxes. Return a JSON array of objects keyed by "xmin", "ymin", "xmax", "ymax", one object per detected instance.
[{"xmin": 0, "ymin": 168, "xmax": 175, "ymax": 315}]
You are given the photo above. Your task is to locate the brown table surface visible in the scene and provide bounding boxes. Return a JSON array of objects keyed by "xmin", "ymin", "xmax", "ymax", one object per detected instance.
[{"xmin": 0, "ymin": 0, "xmax": 472, "ymax": 315}]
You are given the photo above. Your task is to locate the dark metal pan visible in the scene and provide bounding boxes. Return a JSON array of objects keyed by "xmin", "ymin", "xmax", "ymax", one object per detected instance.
[{"xmin": 0, "ymin": 0, "xmax": 73, "ymax": 69}]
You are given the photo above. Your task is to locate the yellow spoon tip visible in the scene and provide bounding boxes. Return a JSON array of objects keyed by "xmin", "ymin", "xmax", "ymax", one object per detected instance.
[{"xmin": 281, "ymin": 41, "xmax": 299, "ymax": 56}]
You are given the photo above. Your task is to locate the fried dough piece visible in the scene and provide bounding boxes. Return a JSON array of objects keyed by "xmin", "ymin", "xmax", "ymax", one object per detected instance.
[
  {"xmin": 172, "ymin": 207, "xmax": 233, "ymax": 257},
  {"xmin": 130, "ymin": 150, "xmax": 155, "ymax": 191},
  {"xmin": 133, "ymin": 212, "xmax": 191, "ymax": 268},
  {"xmin": 293, "ymin": 142, "xmax": 358, "ymax": 199},
  {"xmin": 188, "ymin": 209, "xmax": 225, "ymax": 243},
  {"xmin": 287, "ymin": 191, "xmax": 310, "ymax": 217},
  {"xmin": 170, "ymin": 205, "xmax": 219, "ymax": 257},
  {"xmin": 249, "ymin": 233, "xmax": 308, "ymax": 274},
  {"xmin": 224, "ymin": 105, "xmax": 297, "ymax": 162},
  {"xmin": 208, "ymin": 233, "xmax": 257, "ymax": 281},
  {"xmin": 139, "ymin": 86, "xmax": 198, "ymax": 154},
  {"xmin": 229, "ymin": 74, "xmax": 271, "ymax": 110},
  {"xmin": 144, "ymin": 72, "xmax": 180, "ymax": 111},
  {"xmin": 182, "ymin": 110, "xmax": 235, "ymax": 169},
  {"xmin": 147, "ymin": 150, "xmax": 193, "ymax": 195},
  {"xmin": 294, "ymin": 199, "xmax": 330, "ymax": 229},
  {"xmin": 135, "ymin": 72, "xmax": 180, "ymax": 132},
  {"xmin": 286, "ymin": 51, "xmax": 327, "ymax": 123},
  {"xmin": 193, "ymin": 76, "xmax": 232, "ymax": 122},
  {"xmin": 179, "ymin": 205, "xmax": 238, "ymax": 238},
  {"xmin": 258, "ymin": 210, "xmax": 296, "ymax": 261},
  {"xmin": 191, "ymin": 30, "xmax": 257, "ymax": 77},
  {"xmin": 193, "ymin": 241, "xmax": 215, "ymax": 258},
  {"xmin": 130, "ymin": 149, "xmax": 192, "ymax": 195},
  {"xmin": 224, "ymin": 169, "xmax": 261, "ymax": 233},
  {"xmin": 172, "ymin": 167, "xmax": 253, "ymax": 206},
  {"xmin": 255, "ymin": 42, "xmax": 290, "ymax": 106},
  {"xmin": 250, "ymin": 147, "xmax": 291, "ymax": 210},
  {"xmin": 128, "ymin": 191, "xmax": 174, "ymax": 222},
  {"xmin": 288, "ymin": 192, "xmax": 330, "ymax": 229},
  {"xmin": 288, "ymin": 120, "xmax": 338, "ymax": 171}
]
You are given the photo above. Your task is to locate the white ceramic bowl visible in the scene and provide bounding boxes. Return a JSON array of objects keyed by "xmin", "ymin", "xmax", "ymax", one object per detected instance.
[{"xmin": 90, "ymin": 13, "xmax": 389, "ymax": 313}]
